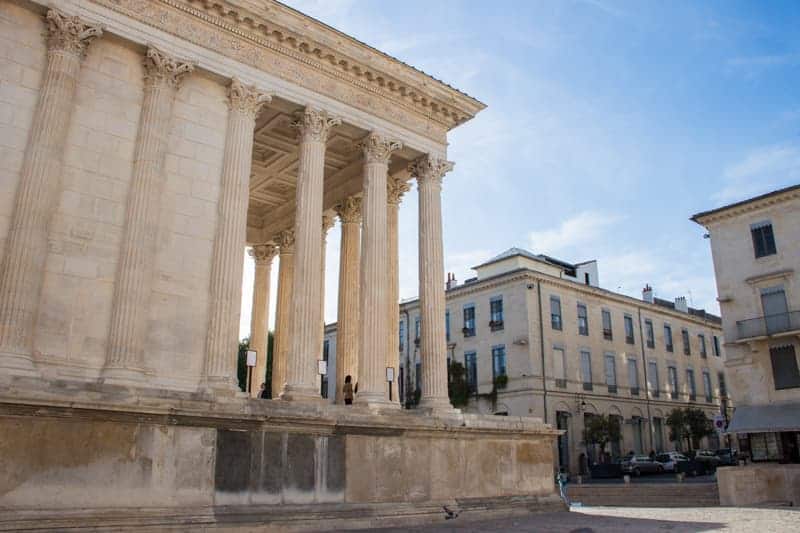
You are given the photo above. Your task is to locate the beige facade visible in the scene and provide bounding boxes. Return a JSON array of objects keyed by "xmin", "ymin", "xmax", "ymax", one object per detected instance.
[
  {"xmin": 693, "ymin": 184, "xmax": 800, "ymax": 464},
  {"xmin": 327, "ymin": 248, "xmax": 728, "ymax": 474}
]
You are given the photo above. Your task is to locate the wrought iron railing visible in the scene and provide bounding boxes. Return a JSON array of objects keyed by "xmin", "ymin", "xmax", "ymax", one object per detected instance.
[{"xmin": 736, "ymin": 310, "xmax": 800, "ymax": 340}]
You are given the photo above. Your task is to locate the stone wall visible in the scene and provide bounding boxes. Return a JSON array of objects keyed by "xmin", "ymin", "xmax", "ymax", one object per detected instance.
[{"xmin": 717, "ymin": 464, "xmax": 800, "ymax": 507}]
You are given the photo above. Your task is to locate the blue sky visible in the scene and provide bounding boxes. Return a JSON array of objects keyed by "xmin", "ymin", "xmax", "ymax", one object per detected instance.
[{"xmin": 240, "ymin": 0, "xmax": 800, "ymax": 337}]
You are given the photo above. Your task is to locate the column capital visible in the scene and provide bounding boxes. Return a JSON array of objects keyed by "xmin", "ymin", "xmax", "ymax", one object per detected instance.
[
  {"xmin": 292, "ymin": 107, "xmax": 341, "ymax": 143},
  {"xmin": 335, "ymin": 196, "xmax": 362, "ymax": 224},
  {"xmin": 360, "ymin": 132, "xmax": 402, "ymax": 164},
  {"xmin": 249, "ymin": 244, "xmax": 278, "ymax": 265},
  {"xmin": 45, "ymin": 9, "xmax": 103, "ymax": 57},
  {"xmin": 387, "ymin": 176, "xmax": 412, "ymax": 205},
  {"xmin": 322, "ymin": 212, "xmax": 336, "ymax": 234},
  {"xmin": 276, "ymin": 229, "xmax": 295, "ymax": 252},
  {"xmin": 228, "ymin": 78, "xmax": 271, "ymax": 118},
  {"xmin": 409, "ymin": 155, "xmax": 454, "ymax": 185},
  {"xmin": 143, "ymin": 47, "xmax": 194, "ymax": 90}
]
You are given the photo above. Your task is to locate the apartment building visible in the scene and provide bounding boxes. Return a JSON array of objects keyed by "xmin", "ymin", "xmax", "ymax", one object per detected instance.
[
  {"xmin": 693, "ymin": 184, "xmax": 800, "ymax": 464},
  {"xmin": 324, "ymin": 247, "xmax": 728, "ymax": 475}
]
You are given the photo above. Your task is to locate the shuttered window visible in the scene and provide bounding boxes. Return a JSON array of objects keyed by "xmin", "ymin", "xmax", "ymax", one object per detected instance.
[{"xmin": 770, "ymin": 345, "xmax": 800, "ymax": 390}]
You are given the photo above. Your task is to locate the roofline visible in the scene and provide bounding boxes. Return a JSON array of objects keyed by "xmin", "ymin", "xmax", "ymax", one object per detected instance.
[{"xmin": 691, "ymin": 183, "xmax": 800, "ymax": 225}]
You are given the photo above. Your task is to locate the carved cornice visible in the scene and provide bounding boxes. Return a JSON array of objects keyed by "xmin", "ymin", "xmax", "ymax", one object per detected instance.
[
  {"xmin": 275, "ymin": 229, "xmax": 295, "ymax": 252},
  {"xmin": 292, "ymin": 107, "xmax": 341, "ymax": 143},
  {"xmin": 88, "ymin": 0, "xmax": 486, "ymax": 142},
  {"xmin": 45, "ymin": 9, "xmax": 103, "ymax": 57},
  {"xmin": 387, "ymin": 176, "xmax": 411, "ymax": 205},
  {"xmin": 143, "ymin": 47, "xmax": 194, "ymax": 89},
  {"xmin": 360, "ymin": 132, "xmax": 402, "ymax": 164},
  {"xmin": 408, "ymin": 155, "xmax": 454, "ymax": 185},
  {"xmin": 335, "ymin": 196, "xmax": 362, "ymax": 224},
  {"xmin": 249, "ymin": 244, "xmax": 278, "ymax": 265},
  {"xmin": 228, "ymin": 78, "xmax": 271, "ymax": 117}
]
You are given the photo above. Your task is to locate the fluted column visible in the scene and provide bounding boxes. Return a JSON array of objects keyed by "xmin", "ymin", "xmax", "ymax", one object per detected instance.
[
  {"xmin": 319, "ymin": 213, "xmax": 335, "ymax": 398},
  {"xmin": 334, "ymin": 196, "xmax": 362, "ymax": 404},
  {"xmin": 248, "ymin": 244, "xmax": 277, "ymax": 398},
  {"xmin": 410, "ymin": 155, "xmax": 454, "ymax": 411},
  {"xmin": 386, "ymin": 176, "xmax": 411, "ymax": 404},
  {"xmin": 356, "ymin": 133, "xmax": 402, "ymax": 407},
  {"xmin": 0, "ymin": 10, "xmax": 102, "ymax": 374},
  {"xmin": 202, "ymin": 79, "xmax": 271, "ymax": 393},
  {"xmin": 271, "ymin": 230, "xmax": 294, "ymax": 397},
  {"xmin": 103, "ymin": 47, "xmax": 194, "ymax": 384},
  {"xmin": 280, "ymin": 108, "xmax": 340, "ymax": 401}
]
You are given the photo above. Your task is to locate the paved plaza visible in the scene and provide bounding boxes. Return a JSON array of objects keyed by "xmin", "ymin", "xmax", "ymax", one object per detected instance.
[{"xmin": 362, "ymin": 506, "xmax": 800, "ymax": 532}]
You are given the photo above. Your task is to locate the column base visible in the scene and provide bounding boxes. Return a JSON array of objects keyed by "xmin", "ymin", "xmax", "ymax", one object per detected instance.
[
  {"xmin": 0, "ymin": 350, "xmax": 39, "ymax": 377},
  {"xmin": 417, "ymin": 396, "xmax": 460, "ymax": 416},
  {"xmin": 200, "ymin": 376, "xmax": 244, "ymax": 398},
  {"xmin": 354, "ymin": 392, "xmax": 402, "ymax": 412},
  {"xmin": 99, "ymin": 365, "xmax": 148, "ymax": 388},
  {"xmin": 278, "ymin": 384, "xmax": 324, "ymax": 403}
]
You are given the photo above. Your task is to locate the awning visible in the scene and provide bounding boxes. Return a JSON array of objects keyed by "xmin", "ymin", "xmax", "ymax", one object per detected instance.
[{"xmin": 727, "ymin": 403, "xmax": 800, "ymax": 434}]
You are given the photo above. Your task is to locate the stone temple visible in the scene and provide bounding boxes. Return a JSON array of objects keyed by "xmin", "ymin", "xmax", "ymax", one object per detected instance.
[{"xmin": 0, "ymin": 0, "xmax": 561, "ymax": 528}]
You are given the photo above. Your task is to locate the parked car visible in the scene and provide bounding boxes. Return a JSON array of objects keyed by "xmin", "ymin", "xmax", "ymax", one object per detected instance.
[
  {"xmin": 693, "ymin": 450, "xmax": 721, "ymax": 469},
  {"xmin": 621, "ymin": 455, "xmax": 664, "ymax": 476},
  {"xmin": 655, "ymin": 452, "xmax": 689, "ymax": 472},
  {"xmin": 714, "ymin": 448, "xmax": 738, "ymax": 466}
]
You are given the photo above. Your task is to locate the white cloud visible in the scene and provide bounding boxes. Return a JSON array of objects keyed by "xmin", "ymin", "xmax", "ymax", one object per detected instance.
[
  {"xmin": 715, "ymin": 142, "xmax": 800, "ymax": 204},
  {"xmin": 528, "ymin": 211, "xmax": 624, "ymax": 257}
]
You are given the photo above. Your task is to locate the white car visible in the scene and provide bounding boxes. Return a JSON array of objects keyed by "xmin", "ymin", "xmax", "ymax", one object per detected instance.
[{"xmin": 655, "ymin": 452, "xmax": 689, "ymax": 472}]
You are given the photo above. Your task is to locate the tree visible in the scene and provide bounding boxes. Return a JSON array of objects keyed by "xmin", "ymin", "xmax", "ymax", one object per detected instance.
[
  {"xmin": 667, "ymin": 407, "xmax": 713, "ymax": 452},
  {"xmin": 583, "ymin": 414, "xmax": 621, "ymax": 464},
  {"xmin": 447, "ymin": 361, "xmax": 469, "ymax": 408},
  {"xmin": 237, "ymin": 337, "xmax": 250, "ymax": 392}
]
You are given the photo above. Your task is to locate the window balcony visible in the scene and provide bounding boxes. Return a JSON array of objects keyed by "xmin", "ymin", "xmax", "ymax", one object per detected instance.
[
  {"xmin": 607, "ymin": 384, "xmax": 617, "ymax": 394},
  {"xmin": 555, "ymin": 378, "xmax": 567, "ymax": 388},
  {"xmin": 582, "ymin": 382, "xmax": 593, "ymax": 391},
  {"xmin": 736, "ymin": 310, "xmax": 800, "ymax": 341},
  {"xmin": 489, "ymin": 320, "xmax": 504, "ymax": 332},
  {"xmin": 630, "ymin": 387, "xmax": 640, "ymax": 396}
]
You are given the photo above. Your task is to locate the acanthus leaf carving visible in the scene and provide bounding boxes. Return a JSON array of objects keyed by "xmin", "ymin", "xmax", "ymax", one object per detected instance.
[
  {"xmin": 408, "ymin": 155, "xmax": 454, "ymax": 185},
  {"xmin": 45, "ymin": 9, "xmax": 103, "ymax": 57},
  {"xmin": 322, "ymin": 212, "xmax": 336, "ymax": 234},
  {"xmin": 143, "ymin": 47, "xmax": 195, "ymax": 89},
  {"xmin": 360, "ymin": 132, "xmax": 402, "ymax": 164},
  {"xmin": 276, "ymin": 229, "xmax": 295, "ymax": 251},
  {"xmin": 387, "ymin": 176, "xmax": 412, "ymax": 205},
  {"xmin": 292, "ymin": 107, "xmax": 341, "ymax": 143},
  {"xmin": 335, "ymin": 196, "xmax": 362, "ymax": 224},
  {"xmin": 249, "ymin": 244, "xmax": 278, "ymax": 265},
  {"xmin": 228, "ymin": 78, "xmax": 272, "ymax": 117}
]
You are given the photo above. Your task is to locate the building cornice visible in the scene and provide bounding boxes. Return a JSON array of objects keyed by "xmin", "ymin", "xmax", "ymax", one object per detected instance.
[
  {"xmin": 87, "ymin": 0, "xmax": 484, "ymax": 143},
  {"xmin": 691, "ymin": 184, "xmax": 800, "ymax": 226}
]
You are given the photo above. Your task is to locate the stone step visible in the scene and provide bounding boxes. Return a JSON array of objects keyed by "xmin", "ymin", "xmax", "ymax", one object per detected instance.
[{"xmin": 567, "ymin": 483, "xmax": 719, "ymax": 507}]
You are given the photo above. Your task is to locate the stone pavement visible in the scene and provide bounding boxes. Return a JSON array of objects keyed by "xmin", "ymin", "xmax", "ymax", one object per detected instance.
[{"xmin": 357, "ymin": 506, "xmax": 800, "ymax": 532}]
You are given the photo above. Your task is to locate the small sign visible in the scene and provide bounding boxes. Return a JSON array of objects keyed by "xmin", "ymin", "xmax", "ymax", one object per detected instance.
[
  {"xmin": 386, "ymin": 366, "xmax": 394, "ymax": 383},
  {"xmin": 318, "ymin": 359, "xmax": 328, "ymax": 375},
  {"xmin": 246, "ymin": 350, "xmax": 257, "ymax": 367},
  {"xmin": 713, "ymin": 414, "xmax": 725, "ymax": 431}
]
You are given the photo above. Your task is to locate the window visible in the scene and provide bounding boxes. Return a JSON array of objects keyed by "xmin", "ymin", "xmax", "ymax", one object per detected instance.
[
  {"xmin": 647, "ymin": 361, "xmax": 659, "ymax": 397},
  {"xmin": 490, "ymin": 297, "xmax": 504, "ymax": 330},
  {"xmin": 414, "ymin": 316, "xmax": 421, "ymax": 344},
  {"xmin": 550, "ymin": 296, "xmax": 562, "ymax": 331},
  {"xmin": 462, "ymin": 305, "xmax": 475, "ymax": 337},
  {"xmin": 553, "ymin": 347, "xmax": 567, "ymax": 388},
  {"xmin": 445, "ymin": 310, "xmax": 451, "ymax": 342},
  {"xmin": 703, "ymin": 371, "xmax": 713, "ymax": 402},
  {"xmin": 751, "ymin": 220, "xmax": 777, "ymax": 258},
  {"xmin": 653, "ymin": 417, "xmax": 664, "ymax": 452},
  {"xmin": 682, "ymin": 328, "xmax": 691, "ymax": 355},
  {"xmin": 604, "ymin": 353, "xmax": 617, "ymax": 393},
  {"xmin": 602, "ymin": 309, "xmax": 613, "ymax": 340},
  {"xmin": 580, "ymin": 350, "xmax": 592, "ymax": 390},
  {"xmin": 399, "ymin": 320, "xmax": 405, "ymax": 352},
  {"xmin": 668, "ymin": 366, "xmax": 679, "ymax": 399},
  {"xmin": 627, "ymin": 358, "xmax": 639, "ymax": 395},
  {"xmin": 718, "ymin": 372, "xmax": 727, "ymax": 397},
  {"xmin": 645, "ymin": 319, "xmax": 655, "ymax": 348},
  {"xmin": 770, "ymin": 344, "xmax": 800, "ymax": 390},
  {"xmin": 577, "ymin": 304, "xmax": 589, "ymax": 336},
  {"xmin": 624, "ymin": 315, "xmax": 635, "ymax": 344},
  {"xmin": 712, "ymin": 335, "xmax": 721, "ymax": 357},
  {"xmin": 698, "ymin": 334, "xmax": 707, "ymax": 358},
  {"xmin": 686, "ymin": 369, "xmax": 696, "ymax": 401},
  {"xmin": 761, "ymin": 286, "xmax": 789, "ymax": 335},
  {"xmin": 465, "ymin": 351, "xmax": 477, "ymax": 394},
  {"xmin": 664, "ymin": 324, "xmax": 674, "ymax": 352},
  {"xmin": 492, "ymin": 345, "xmax": 507, "ymax": 378}
]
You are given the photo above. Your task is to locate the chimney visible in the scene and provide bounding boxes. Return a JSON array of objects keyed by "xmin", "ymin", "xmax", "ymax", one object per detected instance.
[
  {"xmin": 674, "ymin": 296, "xmax": 688, "ymax": 313},
  {"xmin": 446, "ymin": 272, "xmax": 458, "ymax": 290},
  {"xmin": 642, "ymin": 284, "xmax": 653, "ymax": 303}
]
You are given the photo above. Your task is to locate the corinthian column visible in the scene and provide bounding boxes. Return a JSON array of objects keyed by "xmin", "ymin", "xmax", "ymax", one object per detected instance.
[
  {"xmin": 0, "ymin": 9, "xmax": 101, "ymax": 374},
  {"xmin": 319, "ymin": 213, "xmax": 335, "ymax": 397},
  {"xmin": 249, "ymin": 244, "xmax": 277, "ymax": 398},
  {"xmin": 386, "ymin": 176, "xmax": 411, "ymax": 404},
  {"xmin": 202, "ymin": 79, "xmax": 271, "ymax": 394},
  {"xmin": 409, "ymin": 155, "xmax": 454, "ymax": 412},
  {"xmin": 335, "ymin": 196, "xmax": 361, "ymax": 403},
  {"xmin": 103, "ymin": 47, "xmax": 194, "ymax": 384},
  {"xmin": 271, "ymin": 230, "xmax": 294, "ymax": 397},
  {"xmin": 280, "ymin": 108, "xmax": 340, "ymax": 402},
  {"xmin": 356, "ymin": 133, "xmax": 402, "ymax": 408}
]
